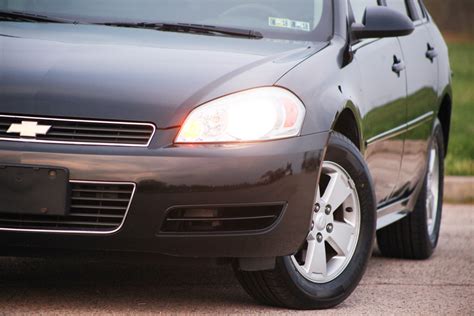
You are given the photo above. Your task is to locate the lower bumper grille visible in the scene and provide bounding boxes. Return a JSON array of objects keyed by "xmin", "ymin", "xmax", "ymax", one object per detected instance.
[
  {"xmin": 161, "ymin": 204, "xmax": 285, "ymax": 234},
  {"xmin": 0, "ymin": 181, "xmax": 135, "ymax": 234}
]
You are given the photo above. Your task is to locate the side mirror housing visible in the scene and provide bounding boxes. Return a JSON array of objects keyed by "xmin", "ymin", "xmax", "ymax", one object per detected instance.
[{"xmin": 351, "ymin": 6, "xmax": 415, "ymax": 40}]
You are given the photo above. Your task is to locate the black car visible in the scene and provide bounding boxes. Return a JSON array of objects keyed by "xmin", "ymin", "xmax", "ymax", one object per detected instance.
[{"xmin": 0, "ymin": 0, "xmax": 452, "ymax": 310}]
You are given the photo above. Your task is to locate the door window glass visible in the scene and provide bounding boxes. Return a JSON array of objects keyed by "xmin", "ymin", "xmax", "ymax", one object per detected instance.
[
  {"xmin": 385, "ymin": 0, "xmax": 409, "ymax": 17},
  {"xmin": 412, "ymin": 0, "xmax": 426, "ymax": 21}
]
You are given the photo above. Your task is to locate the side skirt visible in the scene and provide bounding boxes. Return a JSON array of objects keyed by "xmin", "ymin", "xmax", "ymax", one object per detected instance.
[{"xmin": 376, "ymin": 197, "xmax": 411, "ymax": 230}]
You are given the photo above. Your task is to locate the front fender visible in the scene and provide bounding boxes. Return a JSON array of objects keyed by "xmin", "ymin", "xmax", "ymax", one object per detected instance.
[{"xmin": 276, "ymin": 38, "xmax": 365, "ymax": 151}]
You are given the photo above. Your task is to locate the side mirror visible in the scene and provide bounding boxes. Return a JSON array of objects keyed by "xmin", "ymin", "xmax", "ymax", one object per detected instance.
[{"xmin": 351, "ymin": 6, "xmax": 415, "ymax": 40}]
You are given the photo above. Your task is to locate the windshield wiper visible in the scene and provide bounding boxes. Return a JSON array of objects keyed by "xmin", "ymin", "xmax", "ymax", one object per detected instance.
[
  {"xmin": 99, "ymin": 22, "xmax": 263, "ymax": 39},
  {"xmin": 0, "ymin": 10, "xmax": 80, "ymax": 24}
]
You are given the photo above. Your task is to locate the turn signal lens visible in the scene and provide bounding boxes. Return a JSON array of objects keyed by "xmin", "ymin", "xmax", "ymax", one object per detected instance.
[{"xmin": 175, "ymin": 87, "xmax": 306, "ymax": 143}]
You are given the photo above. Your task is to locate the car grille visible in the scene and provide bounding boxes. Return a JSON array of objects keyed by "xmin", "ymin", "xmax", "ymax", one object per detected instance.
[
  {"xmin": 0, "ymin": 114, "xmax": 155, "ymax": 147},
  {"xmin": 0, "ymin": 181, "xmax": 135, "ymax": 234},
  {"xmin": 161, "ymin": 203, "xmax": 285, "ymax": 234}
]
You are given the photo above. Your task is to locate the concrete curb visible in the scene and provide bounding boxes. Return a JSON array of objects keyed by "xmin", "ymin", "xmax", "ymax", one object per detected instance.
[{"xmin": 444, "ymin": 176, "xmax": 474, "ymax": 204}]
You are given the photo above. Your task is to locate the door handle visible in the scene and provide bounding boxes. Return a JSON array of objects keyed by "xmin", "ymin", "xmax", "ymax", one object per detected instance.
[
  {"xmin": 426, "ymin": 43, "xmax": 438, "ymax": 62},
  {"xmin": 392, "ymin": 55, "xmax": 405, "ymax": 77}
]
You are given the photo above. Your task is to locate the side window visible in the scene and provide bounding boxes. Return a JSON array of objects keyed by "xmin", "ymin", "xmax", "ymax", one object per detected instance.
[
  {"xmin": 412, "ymin": 0, "xmax": 426, "ymax": 21},
  {"xmin": 385, "ymin": 0, "xmax": 409, "ymax": 17},
  {"xmin": 349, "ymin": 0, "xmax": 379, "ymax": 23}
]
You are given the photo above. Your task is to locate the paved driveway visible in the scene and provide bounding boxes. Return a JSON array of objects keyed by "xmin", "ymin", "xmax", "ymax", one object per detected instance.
[{"xmin": 0, "ymin": 204, "xmax": 472, "ymax": 315}]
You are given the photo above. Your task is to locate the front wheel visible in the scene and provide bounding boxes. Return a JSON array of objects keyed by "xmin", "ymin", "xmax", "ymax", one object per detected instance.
[{"xmin": 234, "ymin": 133, "xmax": 376, "ymax": 309}]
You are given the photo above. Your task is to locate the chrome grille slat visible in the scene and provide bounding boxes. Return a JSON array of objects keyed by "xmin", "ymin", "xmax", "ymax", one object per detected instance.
[
  {"xmin": 0, "ymin": 114, "xmax": 155, "ymax": 147},
  {"xmin": 0, "ymin": 218, "xmax": 119, "ymax": 227},
  {"xmin": 69, "ymin": 213, "xmax": 125, "ymax": 219},
  {"xmin": 46, "ymin": 132, "xmax": 150, "ymax": 140},
  {"xmin": 0, "ymin": 181, "xmax": 136, "ymax": 234},
  {"xmin": 71, "ymin": 196, "xmax": 130, "ymax": 202},
  {"xmin": 72, "ymin": 189, "xmax": 131, "ymax": 194},
  {"xmin": 51, "ymin": 126, "xmax": 153, "ymax": 133},
  {"xmin": 70, "ymin": 204, "xmax": 128, "ymax": 211}
]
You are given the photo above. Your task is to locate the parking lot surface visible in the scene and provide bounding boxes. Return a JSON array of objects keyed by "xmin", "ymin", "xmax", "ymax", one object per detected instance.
[{"xmin": 0, "ymin": 204, "xmax": 472, "ymax": 315}]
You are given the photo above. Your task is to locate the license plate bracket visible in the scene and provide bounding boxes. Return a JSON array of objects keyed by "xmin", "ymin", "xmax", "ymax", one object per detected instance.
[{"xmin": 0, "ymin": 164, "xmax": 69, "ymax": 216}]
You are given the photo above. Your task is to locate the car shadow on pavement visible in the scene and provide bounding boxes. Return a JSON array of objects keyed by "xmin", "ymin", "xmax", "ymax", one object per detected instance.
[
  {"xmin": 0, "ymin": 256, "xmax": 276, "ymax": 313},
  {"xmin": 0, "ymin": 250, "xmax": 413, "ymax": 313}
]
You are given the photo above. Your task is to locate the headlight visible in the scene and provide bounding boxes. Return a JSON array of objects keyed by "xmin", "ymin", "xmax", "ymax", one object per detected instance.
[{"xmin": 175, "ymin": 87, "xmax": 306, "ymax": 143}]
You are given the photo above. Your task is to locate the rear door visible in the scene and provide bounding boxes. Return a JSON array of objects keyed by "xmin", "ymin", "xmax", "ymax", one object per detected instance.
[
  {"xmin": 385, "ymin": 0, "xmax": 438, "ymax": 199},
  {"xmin": 350, "ymin": 0, "xmax": 408, "ymax": 205}
]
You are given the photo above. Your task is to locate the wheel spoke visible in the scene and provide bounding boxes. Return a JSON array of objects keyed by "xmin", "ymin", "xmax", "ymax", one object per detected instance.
[
  {"xmin": 427, "ymin": 186, "xmax": 436, "ymax": 215},
  {"xmin": 316, "ymin": 186, "xmax": 321, "ymax": 203},
  {"xmin": 326, "ymin": 222, "xmax": 355, "ymax": 256},
  {"xmin": 429, "ymin": 188, "xmax": 436, "ymax": 206},
  {"xmin": 426, "ymin": 143, "xmax": 440, "ymax": 236},
  {"xmin": 429, "ymin": 149, "xmax": 436, "ymax": 174},
  {"xmin": 321, "ymin": 171, "xmax": 352, "ymax": 212},
  {"xmin": 305, "ymin": 240, "xmax": 327, "ymax": 276},
  {"xmin": 427, "ymin": 197, "xmax": 432, "ymax": 219}
]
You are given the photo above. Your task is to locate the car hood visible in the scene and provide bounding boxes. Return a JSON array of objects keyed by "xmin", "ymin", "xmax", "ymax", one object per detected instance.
[{"xmin": 0, "ymin": 23, "xmax": 327, "ymax": 128}]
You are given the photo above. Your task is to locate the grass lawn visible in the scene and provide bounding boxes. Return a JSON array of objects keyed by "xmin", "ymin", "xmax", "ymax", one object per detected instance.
[{"xmin": 445, "ymin": 42, "xmax": 474, "ymax": 176}]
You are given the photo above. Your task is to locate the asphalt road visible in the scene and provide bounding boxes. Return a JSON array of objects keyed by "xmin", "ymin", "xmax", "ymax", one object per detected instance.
[{"xmin": 0, "ymin": 204, "xmax": 472, "ymax": 315}]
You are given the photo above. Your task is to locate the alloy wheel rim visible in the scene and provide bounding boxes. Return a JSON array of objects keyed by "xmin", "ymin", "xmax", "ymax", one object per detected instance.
[
  {"xmin": 291, "ymin": 161, "xmax": 361, "ymax": 284},
  {"xmin": 426, "ymin": 142, "xmax": 440, "ymax": 236}
]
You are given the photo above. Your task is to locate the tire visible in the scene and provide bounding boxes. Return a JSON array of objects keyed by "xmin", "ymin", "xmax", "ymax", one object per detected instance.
[
  {"xmin": 234, "ymin": 132, "xmax": 376, "ymax": 310},
  {"xmin": 377, "ymin": 119, "xmax": 444, "ymax": 260}
]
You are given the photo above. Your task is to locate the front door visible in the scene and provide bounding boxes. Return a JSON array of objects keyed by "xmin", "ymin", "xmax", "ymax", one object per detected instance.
[
  {"xmin": 387, "ymin": 1, "xmax": 439, "ymax": 199},
  {"xmin": 354, "ymin": 37, "xmax": 408, "ymax": 205}
]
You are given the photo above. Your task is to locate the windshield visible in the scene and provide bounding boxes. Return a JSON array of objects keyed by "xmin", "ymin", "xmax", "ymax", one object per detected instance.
[{"xmin": 0, "ymin": 0, "xmax": 333, "ymax": 41}]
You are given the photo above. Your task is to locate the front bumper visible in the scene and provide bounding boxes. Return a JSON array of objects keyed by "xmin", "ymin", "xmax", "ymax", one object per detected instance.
[{"xmin": 0, "ymin": 131, "xmax": 329, "ymax": 258}]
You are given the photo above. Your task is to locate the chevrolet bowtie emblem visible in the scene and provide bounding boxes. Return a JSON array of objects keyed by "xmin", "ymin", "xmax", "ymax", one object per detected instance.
[{"xmin": 7, "ymin": 121, "xmax": 52, "ymax": 138}]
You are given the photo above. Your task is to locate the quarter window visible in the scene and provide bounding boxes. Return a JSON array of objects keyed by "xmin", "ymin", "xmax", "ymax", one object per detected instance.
[{"xmin": 349, "ymin": 0, "xmax": 379, "ymax": 23}]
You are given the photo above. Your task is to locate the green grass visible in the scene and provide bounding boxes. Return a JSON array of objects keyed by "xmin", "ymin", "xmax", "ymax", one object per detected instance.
[{"xmin": 445, "ymin": 42, "xmax": 474, "ymax": 176}]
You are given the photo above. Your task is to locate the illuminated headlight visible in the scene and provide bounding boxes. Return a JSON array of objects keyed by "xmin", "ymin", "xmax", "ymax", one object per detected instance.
[{"xmin": 175, "ymin": 87, "xmax": 306, "ymax": 143}]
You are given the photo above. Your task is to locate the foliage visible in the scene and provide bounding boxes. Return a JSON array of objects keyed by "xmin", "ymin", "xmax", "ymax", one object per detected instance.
[{"xmin": 445, "ymin": 42, "xmax": 474, "ymax": 176}]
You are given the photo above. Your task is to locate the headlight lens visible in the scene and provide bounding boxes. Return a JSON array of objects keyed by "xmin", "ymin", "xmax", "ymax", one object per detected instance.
[{"xmin": 175, "ymin": 87, "xmax": 306, "ymax": 143}]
